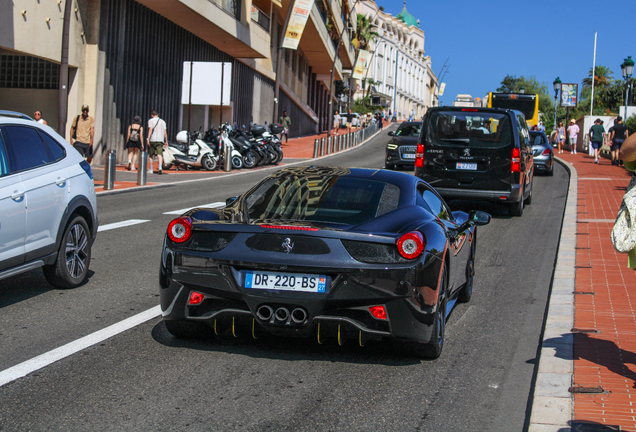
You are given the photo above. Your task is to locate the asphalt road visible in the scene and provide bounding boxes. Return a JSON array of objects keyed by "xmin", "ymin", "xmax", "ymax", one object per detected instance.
[{"xmin": 0, "ymin": 125, "xmax": 569, "ymax": 431}]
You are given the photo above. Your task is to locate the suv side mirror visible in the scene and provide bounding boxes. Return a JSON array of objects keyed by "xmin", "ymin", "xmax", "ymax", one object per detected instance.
[
  {"xmin": 226, "ymin": 196, "xmax": 238, "ymax": 206},
  {"xmin": 388, "ymin": 131, "xmax": 394, "ymax": 136}
]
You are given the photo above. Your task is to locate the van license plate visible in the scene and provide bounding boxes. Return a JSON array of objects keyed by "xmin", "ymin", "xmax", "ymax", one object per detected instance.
[{"xmin": 456, "ymin": 162, "xmax": 477, "ymax": 170}]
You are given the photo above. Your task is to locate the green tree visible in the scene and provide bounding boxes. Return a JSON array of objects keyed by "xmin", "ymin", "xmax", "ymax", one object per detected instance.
[
  {"xmin": 582, "ymin": 65, "xmax": 614, "ymax": 90},
  {"xmin": 626, "ymin": 114, "xmax": 636, "ymax": 135}
]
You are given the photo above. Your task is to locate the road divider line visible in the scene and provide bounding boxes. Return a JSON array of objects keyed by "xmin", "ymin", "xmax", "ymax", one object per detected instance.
[
  {"xmin": 97, "ymin": 219, "xmax": 151, "ymax": 232},
  {"xmin": 163, "ymin": 202, "xmax": 225, "ymax": 215},
  {"xmin": 0, "ymin": 306, "xmax": 161, "ymax": 388}
]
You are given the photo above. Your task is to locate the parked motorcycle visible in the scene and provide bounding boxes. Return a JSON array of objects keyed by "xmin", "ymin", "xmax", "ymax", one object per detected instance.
[
  {"xmin": 229, "ymin": 124, "xmax": 261, "ymax": 168},
  {"xmin": 251, "ymin": 123, "xmax": 284, "ymax": 165},
  {"xmin": 163, "ymin": 130, "xmax": 217, "ymax": 171},
  {"xmin": 203, "ymin": 125, "xmax": 243, "ymax": 170}
]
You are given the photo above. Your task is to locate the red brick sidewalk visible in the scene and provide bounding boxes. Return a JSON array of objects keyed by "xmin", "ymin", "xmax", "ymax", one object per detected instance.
[{"xmin": 559, "ymin": 151, "xmax": 636, "ymax": 430}]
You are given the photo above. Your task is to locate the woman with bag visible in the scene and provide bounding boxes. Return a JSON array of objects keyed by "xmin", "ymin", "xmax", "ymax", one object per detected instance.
[
  {"xmin": 556, "ymin": 122, "xmax": 566, "ymax": 154},
  {"xmin": 125, "ymin": 116, "xmax": 144, "ymax": 170},
  {"xmin": 613, "ymin": 133, "xmax": 636, "ymax": 269}
]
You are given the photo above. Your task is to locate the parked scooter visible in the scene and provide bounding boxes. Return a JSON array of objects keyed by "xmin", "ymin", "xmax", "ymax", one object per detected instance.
[
  {"xmin": 250, "ymin": 123, "xmax": 284, "ymax": 165},
  {"xmin": 163, "ymin": 130, "xmax": 218, "ymax": 171},
  {"xmin": 204, "ymin": 125, "xmax": 243, "ymax": 170},
  {"xmin": 228, "ymin": 124, "xmax": 261, "ymax": 168}
]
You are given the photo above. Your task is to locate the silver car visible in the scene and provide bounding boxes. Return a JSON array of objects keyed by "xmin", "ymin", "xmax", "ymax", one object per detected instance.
[{"xmin": 530, "ymin": 131, "xmax": 554, "ymax": 176}]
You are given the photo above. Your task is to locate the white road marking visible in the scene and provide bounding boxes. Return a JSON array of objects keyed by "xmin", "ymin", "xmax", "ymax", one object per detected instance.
[
  {"xmin": 97, "ymin": 219, "xmax": 151, "ymax": 232},
  {"xmin": 0, "ymin": 306, "xmax": 161, "ymax": 388},
  {"xmin": 163, "ymin": 202, "xmax": 225, "ymax": 215}
]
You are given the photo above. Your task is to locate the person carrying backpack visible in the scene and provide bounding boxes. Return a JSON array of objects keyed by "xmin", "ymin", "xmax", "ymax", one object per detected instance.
[{"xmin": 125, "ymin": 115, "xmax": 144, "ymax": 170}]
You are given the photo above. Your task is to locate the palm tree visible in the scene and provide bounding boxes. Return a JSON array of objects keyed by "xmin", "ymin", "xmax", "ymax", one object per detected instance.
[
  {"xmin": 582, "ymin": 65, "xmax": 614, "ymax": 89},
  {"xmin": 353, "ymin": 13, "xmax": 378, "ymax": 52}
]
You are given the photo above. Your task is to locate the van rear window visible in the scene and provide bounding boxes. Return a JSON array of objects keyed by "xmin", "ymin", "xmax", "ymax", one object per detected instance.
[{"xmin": 426, "ymin": 111, "xmax": 512, "ymax": 149}]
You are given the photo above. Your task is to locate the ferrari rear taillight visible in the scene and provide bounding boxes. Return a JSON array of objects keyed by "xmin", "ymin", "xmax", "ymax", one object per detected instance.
[
  {"xmin": 369, "ymin": 306, "xmax": 387, "ymax": 320},
  {"xmin": 167, "ymin": 217, "xmax": 192, "ymax": 243},
  {"xmin": 188, "ymin": 291, "xmax": 204, "ymax": 305},
  {"xmin": 415, "ymin": 143, "xmax": 425, "ymax": 168},
  {"xmin": 396, "ymin": 231, "xmax": 425, "ymax": 259},
  {"xmin": 511, "ymin": 147, "xmax": 521, "ymax": 173},
  {"xmin": 542, "ymin": 148, "xmax": 552, "ymax": 156}
]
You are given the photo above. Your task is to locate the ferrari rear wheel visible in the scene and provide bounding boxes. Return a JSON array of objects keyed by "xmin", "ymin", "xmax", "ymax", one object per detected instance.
[
  {"xmin": 411, "ymin": 263, "xmax": 447, "ymax": 359},
  {"xmin": 458, "ymin": 229, "xmax": 476, "ymax": 303},
  {"xmin": 165, "ymin": 320, "xmax": 215, "ymax": 339}
]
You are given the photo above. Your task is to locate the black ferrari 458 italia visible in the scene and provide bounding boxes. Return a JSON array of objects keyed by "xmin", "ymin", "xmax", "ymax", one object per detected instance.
[{"xmin": 159, "ymin": 166, "xmax": 490, "ymax": 358}]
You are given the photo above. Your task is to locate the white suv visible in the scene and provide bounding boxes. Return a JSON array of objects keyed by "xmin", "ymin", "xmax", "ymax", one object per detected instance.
[{"xmin": 0, "ymin": 112, "xmax": 98, "ymax": 288}]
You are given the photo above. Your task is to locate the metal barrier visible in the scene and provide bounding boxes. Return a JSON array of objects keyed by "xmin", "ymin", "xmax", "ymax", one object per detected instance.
[
  {"xmin": 320, "ymin": 137, "xmax": 325, "ymax": 156},
  {"xmin": 137, "ymin": 151, "xmax": 148, "ymax": 185},
  {"xmin": 103, "ymin": 150, "xmax": 116, "ymax": 190},
  {"xmin": 313, "ymin": 139, "xmax": 319, "ymax": 158},
  {"xmin": 224, "ymin": 140, "xmax": 232, "ymax": 172},
  {"xmin": 326, "ymin": 137, "xmax": 331, "ymax": 155}
]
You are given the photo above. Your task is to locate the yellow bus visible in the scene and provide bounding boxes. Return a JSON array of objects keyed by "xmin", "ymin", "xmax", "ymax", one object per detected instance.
[{"xmin": 487, "ymin": 92, "xmax": 539, "ymax": 127}]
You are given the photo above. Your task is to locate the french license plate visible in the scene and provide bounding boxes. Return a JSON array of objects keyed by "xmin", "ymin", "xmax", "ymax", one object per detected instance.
[
  {"xmin": 244, "ymin": 271, "xmax": 327, "ymax": 293},
  {"xmin": 456, "ymin": 162, "xmax": 477, "ymax": 170},
  {"xmin": 402, "ymin": 153, "xmax": 416, "ymax": 159}
]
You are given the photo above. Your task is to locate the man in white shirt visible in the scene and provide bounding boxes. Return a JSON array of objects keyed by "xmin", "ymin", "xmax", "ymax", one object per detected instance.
[{"xmin": 147, "ymin": 110, "xmax": 168, "ymax": 174}]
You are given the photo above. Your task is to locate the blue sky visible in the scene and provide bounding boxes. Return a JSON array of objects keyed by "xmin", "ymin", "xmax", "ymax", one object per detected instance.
[{"xmin": 382, "ymin": 0, "xmax": 636, "ymax": 105}]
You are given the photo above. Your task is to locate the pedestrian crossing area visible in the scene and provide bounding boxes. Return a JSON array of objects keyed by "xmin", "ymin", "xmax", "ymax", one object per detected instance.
[{"xmin": 98, "ymin": 202, "xmax": 225, "ymax": 233}]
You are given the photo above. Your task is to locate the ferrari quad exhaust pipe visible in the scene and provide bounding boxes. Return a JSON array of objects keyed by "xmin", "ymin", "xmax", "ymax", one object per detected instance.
[
  {"xmin": 274, "ymin": 307, "xmax": 290, "ymax": 322},
  {"xmin": 256, "ymin": 305, "xmax": 274, "ymax": 321},
  {"xmin": 291, "ymin": 308, "xmax": 307, "ymax": 324}
]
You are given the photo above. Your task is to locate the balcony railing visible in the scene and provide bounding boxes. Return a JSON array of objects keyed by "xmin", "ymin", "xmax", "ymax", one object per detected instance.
[
  {"xmin": 250, "ymin": 5, "xmax": 270, "ymax": 32},
  {"xmin": 208, "ymin": 0, "xmax": 240, "ymax": 20}
]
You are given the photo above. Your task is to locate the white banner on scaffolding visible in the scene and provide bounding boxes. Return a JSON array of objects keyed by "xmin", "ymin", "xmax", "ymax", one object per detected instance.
[
  {"xmin": 282, "ymin": 0, "xmax": 315, "ymax": 50},
  {"xmin": 181, "ymin": 62, "xmax": 232, "ymax": 105},
  {"xmin": 352, "ymin": 50, "xmax": 369, "ymax": 79}
]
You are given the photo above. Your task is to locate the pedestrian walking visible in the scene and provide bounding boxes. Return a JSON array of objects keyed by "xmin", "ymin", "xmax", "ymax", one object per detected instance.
[
  {"xmin": 556, "ymin": 122, "xmax": 566, "ymax": 154},
  {"xmin": 279, "ymin": 111, "xmax": 291, "ymax": 143},
  {"xmin": 609, "ymin": 116, "xmax": 629, "ymax": 166},
  {"xmin": 589, "ymin": 118, "xmax": 606, "ymax": 164},
  {"xmin": 333, "ymin": 110, "xmax": 341, "ymax": 135},
  {"xmin": 376, "ymin": 112, "xmax": 383, "ymax": 130},
  {"xmin": 147, "ymin": 110, "xmax": 167, "ymax": 174},
  {"xmin": 345, "ymin": 109, "xmax": 354, "ymax": 133},
  {"xmin": 70, "ymin": 104, "xmax": 94, "ymax": 161},
  {"xmin": 34, "ymin": 110, "xmax": 47, "ymax": 125},
  {"xmin": 567, "ymin": 119, "xmax": 579, "ymax": 154},
  {"xmin": 125, "ymin": 115, "xmax": 144, "ymax": 170},
  {"xmin": 409, "ymin": 109, "xmax": 414, "ymax": 122},
  {"xmin": 538, "ymin": 121, "xmax": 545, "ymax": 132},
  {"xmin": 615, "ymin": 133, "xmax": 636, "ymax": 269}
]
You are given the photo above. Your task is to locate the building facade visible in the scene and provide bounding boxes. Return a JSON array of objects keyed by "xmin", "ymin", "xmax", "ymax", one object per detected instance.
[
  {"xmin": 1, "ymin": 0, "xmax": 358, "ymax": 165},
  {"xmin": 352, "ymin": 0, "xmax": 437, "ymax": 119}
]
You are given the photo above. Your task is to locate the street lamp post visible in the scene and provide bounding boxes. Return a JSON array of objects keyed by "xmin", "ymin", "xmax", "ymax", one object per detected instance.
[
  {"xmin": 621, "ymin": 56, "xmax": 634, "ymax": 122},
  {"xmin": 552, "ymin": 77, "xmax": 561, "ymax": 130}
]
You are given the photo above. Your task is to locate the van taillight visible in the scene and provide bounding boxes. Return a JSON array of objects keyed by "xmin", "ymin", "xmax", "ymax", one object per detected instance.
[
  {"xmin": 415, "ymin": 143, "xmax": 425, "ymax": 168},
  {"xmin": 511, "ymin": 148, "xmax": 521, "ymax": 173}
]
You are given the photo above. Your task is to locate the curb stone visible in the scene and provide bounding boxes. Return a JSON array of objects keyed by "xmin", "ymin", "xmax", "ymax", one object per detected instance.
[{"xmin": 528, "ymin": 157, "xmax": 577, "ymax": 431}]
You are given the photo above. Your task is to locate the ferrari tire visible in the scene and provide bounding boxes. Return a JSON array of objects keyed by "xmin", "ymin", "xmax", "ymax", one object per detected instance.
[
  {"xmin": 410, "ymin": 263, "xmax": 447, "ymax": 359},
  {"xmin": 458, "ymin": 229, "xmax": 476, "ymax": 303},
  {"xmin": 165, "ymin": 320, "xmax": 215, "ymax": 339},
  {"xmin": 385, "ymin": 163, "xmax": 394, "ymax": 170},
  {"xmin": 43, "ymin": 215, "xmax": 92, "ymax": 289}
]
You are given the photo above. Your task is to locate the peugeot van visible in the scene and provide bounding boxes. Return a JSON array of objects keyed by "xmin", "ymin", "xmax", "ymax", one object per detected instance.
[{"xmin": 414, "ymin": 107, "xmax": 534, "ymax": 216}]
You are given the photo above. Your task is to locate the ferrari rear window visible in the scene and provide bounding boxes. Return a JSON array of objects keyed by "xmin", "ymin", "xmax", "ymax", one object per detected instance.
[
  {"xmin": 426, "ymin": 111, "xmax": 512, "ymax": 149},
  {"xmin": 246, "ymin": 175, "xmax": 399, "ymax": 225}
]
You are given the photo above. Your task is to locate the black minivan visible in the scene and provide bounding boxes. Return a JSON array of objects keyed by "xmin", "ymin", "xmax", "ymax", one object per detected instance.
[{"xmin": 414, "ymin": 107, "xmax": 534, "ymax": 216}]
